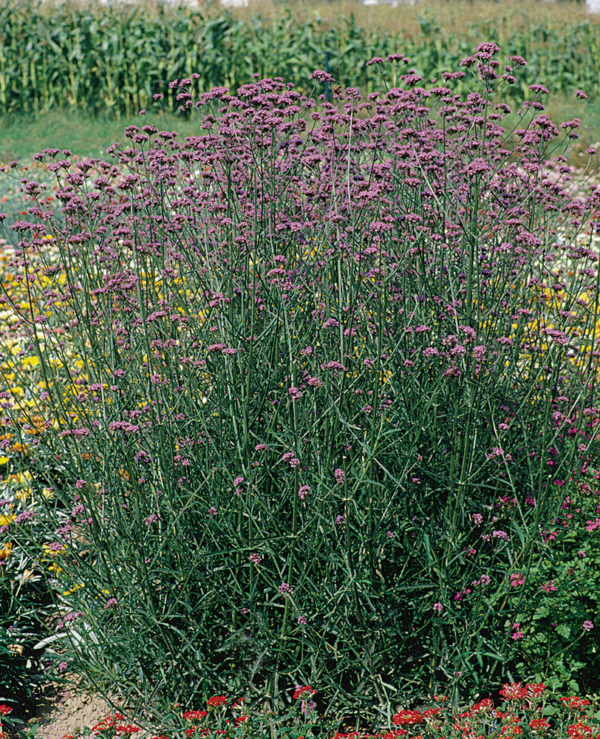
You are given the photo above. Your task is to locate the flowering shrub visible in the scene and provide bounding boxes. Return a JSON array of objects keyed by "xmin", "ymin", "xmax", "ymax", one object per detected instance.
[{"xmin": 3, "ymin": 43, "xmax": 600, "ymax": 721}]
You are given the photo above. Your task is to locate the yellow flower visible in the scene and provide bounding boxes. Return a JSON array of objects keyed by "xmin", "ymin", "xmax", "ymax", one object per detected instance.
[
  {"xmin": 0, "ymin": 512, "xmax": 15, "ymax": 527},
  {"xmin": 0, "ymin": 542, "xmax": 12, "ymax": 560},
  {"xmin": 14, "ymin": 487, "xmax": 31, "ymax": 502},
  {"xmin": 13, "ymin": 471, "xmax": 32, "ymax": 483},
  {"xmin": 21, "ymin": 356, "xmax": 40, "ymax": 369},
  {"xmin": 63, "ymin": 583, "xmax": 85, "ymax": 595}
]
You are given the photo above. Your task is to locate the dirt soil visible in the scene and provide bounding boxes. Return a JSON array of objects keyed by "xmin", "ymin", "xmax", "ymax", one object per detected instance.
[{"xmin": 18, "ymin": 676, "xmax": 132, "ymax": 739}]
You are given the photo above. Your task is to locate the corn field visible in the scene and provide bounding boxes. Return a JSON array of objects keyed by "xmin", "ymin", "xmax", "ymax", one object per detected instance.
[{"xmin": 1, "ymin": 0, "xmax": 600, "ymax": 117}]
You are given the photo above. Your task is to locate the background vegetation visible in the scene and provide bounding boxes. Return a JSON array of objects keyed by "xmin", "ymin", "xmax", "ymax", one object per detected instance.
[{"xmin": 3, "ymin": 0, "xmax": 600, "ymax": 163}]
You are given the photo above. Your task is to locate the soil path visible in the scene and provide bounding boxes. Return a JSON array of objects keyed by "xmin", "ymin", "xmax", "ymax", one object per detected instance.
[{"xmin": 18, "ymin": 677, "xmax": 127, "ymax": 739}]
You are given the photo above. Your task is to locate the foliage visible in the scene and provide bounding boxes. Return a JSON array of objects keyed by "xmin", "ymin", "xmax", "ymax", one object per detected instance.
[
  {"xmin": 0, "ymin": 523, "xmax": 49, "ymax": 705},
  {"xmin": 1, "ymin": 0, "xmax": 600, "ymax": 118},
  {"xmin": 2, "ymin": 44, "xmax": 600, "ymax": 723}
]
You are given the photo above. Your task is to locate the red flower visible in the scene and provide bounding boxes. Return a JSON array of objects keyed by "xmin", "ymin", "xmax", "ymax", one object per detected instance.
[
  {"xmin": 392, "ymin": 710, "xmax": 424, "ymax": 726},
  {"xmin": 527, "ymin": 684, "xmax": 547, "ymax": 698},
  {"xmin": 561, "ymin": 697, "xmax": 592, "ymax": 711},
  {"xmin": 182, "ymin": 711, "xmax": 208, "ymax": 721},
  {"xmin": 207, "ymin": 696, "xmax": 227, "ymax": 708},
  {"xmin": 529, "ymin": 718, "xmax": 551, "ymax": 732},
  {"xmin": 293, "ymin": 686, "xmax": 317, "ymax": 700},
  {"xmin": 92, "ymin": 718, "xmax": 116, "ymax": 732},
  {"xmin": 472, "ymin": 699, "xmax": 494, "ymax": 712},
  {"xmin": 0, "ymin": 707, "xmax": 11, "ymax": 716},
  {"xmin": 499, "ymin": 683, "xmax": 528, "ymax": 701},
  {"xmin": 116, "ymin": 725, "xmax": 140, "ymax": 735},
  {"xmin": 422, "ymin": 708, "xmax": 443, "ymax": 719},
  {"xmin": 568, "ymin": 722, "xmax": 593, "ymax": 737},
  {"xmin": 184, "ymin": 728, "xmax": 199, "ymax": 737},
  {"xmin": 234, "ymin": 716, "xmax": 249, "ymax": 725}
]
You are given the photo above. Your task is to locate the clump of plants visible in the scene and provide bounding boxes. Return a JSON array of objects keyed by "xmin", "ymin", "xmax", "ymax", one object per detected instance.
[
  {"xmin": 16, "ymin": 683, "xmax": 600, "ymax": 739},
  {"xmin": 2, "ymin": 42, "xmax": 600, "ymax": 727}
]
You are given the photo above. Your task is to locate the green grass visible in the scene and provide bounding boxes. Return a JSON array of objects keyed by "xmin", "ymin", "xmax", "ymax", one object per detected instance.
[{"xmin": 0, "ymin": 108, "xmax": 207, "ymax": 164}]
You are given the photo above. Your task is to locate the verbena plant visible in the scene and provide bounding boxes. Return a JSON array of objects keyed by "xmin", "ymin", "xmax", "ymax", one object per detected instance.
[{"xmin": 2, "ymin": 43, "xmax": 600, "ymax": 728}]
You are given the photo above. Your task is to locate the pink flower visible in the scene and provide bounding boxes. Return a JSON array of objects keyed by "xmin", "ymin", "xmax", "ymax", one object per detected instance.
[
  {"xmin": 510, "ymin": 623, "xmax": 524, "ymax": 640},
  {"xmin": 298, "ymin": 485, "xmax": 311, "ymax": 499},
  {"xmin": 334, "ymin": 468, "xmax": 345, "ymax": 484}
]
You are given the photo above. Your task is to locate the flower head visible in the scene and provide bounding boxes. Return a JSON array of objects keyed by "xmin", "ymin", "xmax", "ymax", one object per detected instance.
[
  {"xmin": 206, "ymin": 695, "xmax": 227, "ymax": 709},
  {"xmin": 392, "ymin": 710, "xmax": 424, "ymax": 726},
  {"xmin": 293, "ymin": 685, "xmax": 316, "ymax": 701},
  {"xmin": 182, "ymin": 711, "xmax": 208, "ymax": 721},
  {"xmin": 499, "ymin": 683, "xmax": 528, "ymax": 700}
]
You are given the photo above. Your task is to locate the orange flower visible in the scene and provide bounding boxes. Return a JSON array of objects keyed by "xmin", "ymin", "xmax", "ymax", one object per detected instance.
[{"xmin": 0, "ymin": 542, "xmax": 12, "ymax": 561}]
